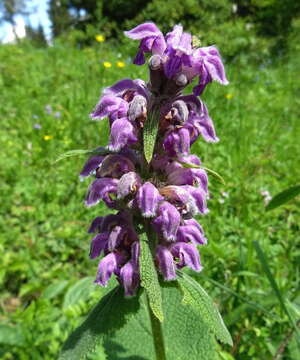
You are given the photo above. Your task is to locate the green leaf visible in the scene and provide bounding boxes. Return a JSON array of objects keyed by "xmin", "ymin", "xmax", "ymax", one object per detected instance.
[
  {"xmin": 177, "ymin": 271, "xmax": 233, "ymax": 346},
  {"xmin": 177, "ymin": 161, "xmax": 225, "ymax": 184},
  {"xmin": 139, "ymin": 233, "xmax": 164, "ymax": 322},
  {"xmin": 266, "ymin": 184, "xmax": 300, "ymax": 211},
  {"xmin": 41, "ymin": 280, "xmax": 69, "ymax": 300},
  {"xmin": 0, "ymin": 324, "xmax": 25, "ymax": 346},
  {"xmin": 53, "ymin": 148, "xmax": 110, "ymax": 164},
  {"xmin": 143, "ymin": 107, "xmax": 160, "ymax": 163},
  {"xmin": 63, "ymin": 277, "xmax": 98, "ymax": 309},
  {"xmin": 104, "ymin": 282, "xmax": 218, "ymax": 360},
  {"xmin": 253, "ymin": 241, "xmax": 300, "ymax": 347},
  {"xmin": 59, "ymin": 286, "xmax": 140, "ymax": 360}
]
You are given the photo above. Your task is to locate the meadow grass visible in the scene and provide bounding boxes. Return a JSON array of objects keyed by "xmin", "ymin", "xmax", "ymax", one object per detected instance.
[{"xmin": 0, "ymin": 41, "xmax": 299, "ymax": 359}]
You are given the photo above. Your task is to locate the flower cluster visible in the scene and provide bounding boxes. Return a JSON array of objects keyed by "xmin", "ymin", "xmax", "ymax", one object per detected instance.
[{"xmin": 81, "ymin": 22, "xmax": 228, "ymax": 296}]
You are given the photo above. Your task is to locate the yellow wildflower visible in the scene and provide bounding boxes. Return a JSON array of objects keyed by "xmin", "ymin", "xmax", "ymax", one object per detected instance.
[
  {"xmin": 95, "ymin": 34, "xmax": 105, "ymax": 43},
  {"xmin": 103, "ymin": 62, "xmax": 112, "ymax": 68},
  {"xmin": 116, "ymin": 61, "xmax": 126, "ymax": 68},
  {"xmin": 43, "ymin": 135, "xmax": 53, "ymax": 141},
  {"xmin": 225, "ymin": 93, "xmax": 233, "ymax": 100}
]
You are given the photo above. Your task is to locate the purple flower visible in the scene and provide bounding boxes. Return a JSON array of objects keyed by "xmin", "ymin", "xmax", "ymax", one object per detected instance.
[
  {"xmin": 124, "ymin": 23, "xmax": 166, "ymax": 65},
  {"xmin": 107, "ymin": 118, "xmax": 138, "ymax": 152},
  {"xmin": 90, "ymin": 232, "xmax": 109, "ymax": 259},
  {"xmin": 85, "ymin": 178, "xmax": 118, "ymax": 208},
  {"xmin": 163, "ymin": 127, "xmax": 190, "ymax": 156},
  {"xmin": 80, "ymin": 155, "xmax": 105, "ymax": 177},
  {"xmin": 152, "ymin": 201, "xmax": 180, "ymax": 242},
  {"xmin": 176, "ymin": 219, "xmax": 207, "ymax": 245},
  {"xmin": 97, "ymin": 154, "xmax": 135, "ymax": 178},
  {"xmin": 156, "ymin": 245, "xmax": 176, "ymax": 281},
  {"xmin": 171, "ymin": 242, "xmax": 202, "ymax": 271},
  {"xmin": 136, "ymin": 182, "xmax": 164, "ymax": 218},
  {"xmin": 95, "ymin": 252, "xmax": 124, "ymax": 286},
  {"xmin": 164, "ymin": 25, "xmax": 193, "ymax": 78},
  {"xmin": 167, "ymin": 168, "xmax": 208, "ymax": 193},
  {"xmin": 117, "ymin": 172, "xmax": 141, "ymax": 199},
  {"xmin": 33, "ymin": 123, "xmax": 42, "ymax": 129},
  {"xmin": 191, "ymin": 46, "xmax": 229, "ymax": 96}
]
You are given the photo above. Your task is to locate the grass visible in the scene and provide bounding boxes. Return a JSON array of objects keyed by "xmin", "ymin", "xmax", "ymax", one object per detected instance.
[{"xmin": 0, "ymin": 40, "xmax": 300, "ymax": 360}]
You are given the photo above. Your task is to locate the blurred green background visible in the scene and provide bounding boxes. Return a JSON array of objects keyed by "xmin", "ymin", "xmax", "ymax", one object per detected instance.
[{"xmin": 0, "ymin": 0, "xmax": 300, "ymax": 359}]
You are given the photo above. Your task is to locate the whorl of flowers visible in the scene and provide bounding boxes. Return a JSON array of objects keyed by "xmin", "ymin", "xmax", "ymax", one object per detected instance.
[{"xmin": 80, "ymin": 22, "xmax": 228, "ymax": 296}]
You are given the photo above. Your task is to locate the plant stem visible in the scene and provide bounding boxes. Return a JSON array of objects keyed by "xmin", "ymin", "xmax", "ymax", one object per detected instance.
[{"xmin": 146, "ymin": 294, "xmax": 167, "ymax": 360}]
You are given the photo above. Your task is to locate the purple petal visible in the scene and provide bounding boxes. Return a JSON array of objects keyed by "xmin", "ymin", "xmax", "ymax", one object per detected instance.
[
  {"xmin": 119, "ymin": 261, "xmax": 140, "ymax": 297},
  {"xmin": 90, "ymin": 95, "xmax": 126, "ymax": 120},
  {"xmin": 124, "ymin": 22, "xmax": 162, "ymax": 40},
  {"xmin": 108, "ymin": 118, "xmax": 138, "ymax": 152},
  {"xmin": 171, "ymin": 242, "xmax": 202, "ymax": 271},
  {"xmin": 80, "ymin": 155, "xmax": 105, "ymax": 177},
  {"xmin": 117, "ymin": 172, "xmax": 141, "ymax": 199},
  {"xmin": 168, "ymin": 168, "xmax": 208, "ymax": 193},
  {"xmin": 156, "ymin": 245, "xmax": 176, "ymax": 281},
  {"xmin": 163, "ymin": 127, "xmax": 190, "ymax": 156},
  {"xmin": 177, "ymin": 220, "xmax": 207, "ymax": 245},
  {"xmin": 199, "ymin": 46, "xmax": 229, "ymax": 85},
  {"xmin": 152, "ymin": 201, "xmax": 180, "ymax": 242},
  {"xmin": 85, "ymin": 178, "xmax": 118, "ymax": 208},
  {"xmin": 88, "ymin": 216, "xmax": 103, "ymax": 233},
  {"xmin": 95, "ymin": 253, "xmax": 123, "ymax": 286},
  {"xmin": 90, "ymin": 232, "xmax": 109, "ymax": 259},
  {"xmin": 165, "ymin": 25, "xmax": 183, "ymax": 47},
  {"xmin": 136, "ymin": 182, "xmax": 164, "ymax": 218},
  {"xmin": 107, "ymin": 226, "xmax": 126, "ymax": 251},
  {"xmin": 133, "ymin": 49, "xmax": 146, "ymax": 65},
  {"xmin": 97, "ymin": 154, "xmax": 135, "ymax": 178},
  {"xmin": 184, "ymin": 185, "xmax": 208, "ymax": 215}
]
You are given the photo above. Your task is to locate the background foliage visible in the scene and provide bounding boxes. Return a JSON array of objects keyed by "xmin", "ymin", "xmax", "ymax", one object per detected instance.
[{"xmin": 0, "ymin": 0, "xmax": 300, "ymax": 359}]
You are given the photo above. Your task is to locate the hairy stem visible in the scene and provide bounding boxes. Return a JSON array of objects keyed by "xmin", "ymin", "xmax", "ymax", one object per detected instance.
[{"xmin": 146, "ymin": 293, "xmax": 167, "ymax": 360}]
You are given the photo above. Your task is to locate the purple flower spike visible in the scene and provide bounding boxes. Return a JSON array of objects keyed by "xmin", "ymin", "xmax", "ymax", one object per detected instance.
[
  {"xmin": 152, "ymin": 201, "xmax": 180, "ymax": 241},
  {"xmin": 90, "ymin": 232, "xmax": 109, "ymax": 259},
  {"xmin": 85, "ymin": 178, "xmax": 118, "ymax": 208},
  {"xmin": 95, "ymin": 252, "xmax": 124, "ymax": 286},
  {"xmin": 82, "ymin": 22, "xmax": 227, "ymax": 291},
  {"xmin": 119, "ymin": 261, "xmax": 140, "ymax": 297},
  {"xmin": 108, "ymin": 118, "xmax": 138, "ymax": 152},
  {"xmin": 156, "ymin": 245, "xmax": 176, "ymax": 281},
  {"xmin": 117, "ymin": 172, "xmax": 141, "ymax": 199},
  {"xmin": 136, "ymin": 182, "xmax": 164, "ymax": 217},
  {"xmin": 171, "ymin": 242, "xmax": 202, "ymax": 271}
]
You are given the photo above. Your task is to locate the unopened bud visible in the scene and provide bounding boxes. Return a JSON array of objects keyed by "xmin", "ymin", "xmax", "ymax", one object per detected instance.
[
  {"xmin": 172, "ymin": 100, "xmax": 189, "ymax": 124},
  {"xmin": 128, "ymin": 95, "xmax": 147, "ymax": 122},
  {"xmin": 149, "ymin": 55, "xmax": 162, "ymax": 70},
  {"xmin": 175, "ymin": 73, "xmax": 188, "ymax": 87}
]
